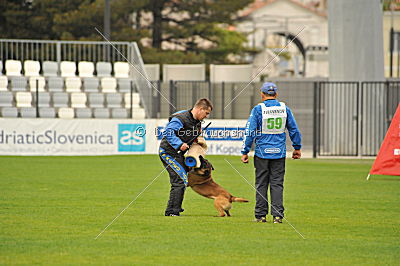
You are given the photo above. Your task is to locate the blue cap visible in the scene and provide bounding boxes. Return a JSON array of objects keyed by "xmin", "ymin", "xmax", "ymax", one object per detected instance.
[{"xmin": 260, "ymin": 82, "xmax": 277, "ymax": 95}]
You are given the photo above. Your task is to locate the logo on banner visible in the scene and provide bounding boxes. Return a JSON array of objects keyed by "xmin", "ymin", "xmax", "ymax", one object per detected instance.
[{"xmin": 118, "ymin": 124, "xmax": 146, "ymax": 152}]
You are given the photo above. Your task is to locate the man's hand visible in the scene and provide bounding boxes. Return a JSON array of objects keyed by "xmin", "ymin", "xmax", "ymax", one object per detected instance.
[
  {"xmin": 241, "ymin": 154, "xmax": 249, "ymax": 163},
  {"xmin": 292, "ymin": 149, "xmax": 301, "ymax": 159},
  {"xmin": 180, "ymin": 143, "xmax": 189, "ymax": 151}
]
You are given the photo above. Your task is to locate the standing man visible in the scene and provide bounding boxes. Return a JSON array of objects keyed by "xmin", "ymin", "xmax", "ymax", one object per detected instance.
[
  {"xmin": 159, "ymin": 98, "xmax": 213, "ymax": 216},
  {"xmin": 241, "ymin": 82, "xmax": 301, "ymax": 223}
]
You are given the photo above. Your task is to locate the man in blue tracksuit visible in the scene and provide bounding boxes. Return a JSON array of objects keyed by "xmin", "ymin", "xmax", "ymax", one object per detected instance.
[
  {"xmin": 241, "ymin": 82, "xmax": 301, "ymax": 223},
  {"xmin": 159, "ymin": 98, "xmax": 213, "ymax": 216}
]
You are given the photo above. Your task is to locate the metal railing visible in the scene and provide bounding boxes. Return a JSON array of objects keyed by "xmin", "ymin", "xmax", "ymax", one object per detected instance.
[
  {"xmin": 0, "ymin": 39, "xmax": 132, "ymax": 65},
  {"xmin": 315, "ymin": 81, "xmax": 400, "ymax": 157},
  {"xmin": 162, "ymin": 80, "xmax": 399, "ymax": 157}
]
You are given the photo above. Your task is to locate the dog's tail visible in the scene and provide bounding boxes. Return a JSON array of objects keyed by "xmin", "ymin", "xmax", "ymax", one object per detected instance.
[{"xmin": 231, "ymin": 196, "xmax": 249, "ymax": 203}]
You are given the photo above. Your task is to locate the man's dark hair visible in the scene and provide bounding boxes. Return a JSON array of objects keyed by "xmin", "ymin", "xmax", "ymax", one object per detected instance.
[{"xmin": 194, "ymin": 98, "xmax": 213, "ymax": 111}]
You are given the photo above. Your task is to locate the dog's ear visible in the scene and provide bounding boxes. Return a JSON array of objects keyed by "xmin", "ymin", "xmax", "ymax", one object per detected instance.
[
  {"xmin": 210, "ymin": 162, "xmax": 215, "ymax": 170},
  {"xmin": 198, "ymin": 155, "xmax": 205, "ymax": 168}
]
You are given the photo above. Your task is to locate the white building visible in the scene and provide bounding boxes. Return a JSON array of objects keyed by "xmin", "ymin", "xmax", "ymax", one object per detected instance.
[{"xmin": 237, "ymin": 0, "xmax": 329, "ymax": 77}]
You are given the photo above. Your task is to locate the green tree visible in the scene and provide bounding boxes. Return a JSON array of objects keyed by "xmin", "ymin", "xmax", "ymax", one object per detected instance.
[{"xmin": 0, "ymin": 0, "xmax": 253, "ymax": 64}]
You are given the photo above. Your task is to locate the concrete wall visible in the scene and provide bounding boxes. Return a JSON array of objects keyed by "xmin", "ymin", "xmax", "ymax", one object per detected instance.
[
  {"xmin": 328, "ymin": 0, "xmax": 385, "ymax": 81},
  {"xmin": 210, "ymin": 64, "xmax": 254, "ymax": 82},
  {"xmin": 383, "ymin": 11, "xmax": 400, "ymax": 78},
  {"xmin": 162, "ymin": 64, "xmax": 206, "ymax": 82},
  {"xmin": 144, "ymin": 64, "xmax": 160, "ymax": 81}
]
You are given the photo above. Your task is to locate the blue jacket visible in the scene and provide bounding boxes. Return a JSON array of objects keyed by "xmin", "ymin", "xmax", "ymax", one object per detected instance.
[
  {"xmin": 163, "ymin": 116, "xmax": 185, "ymax": 150},
  {"xmin": 241, "ymin": 99, "xmax": 302, "ymax": 159},
  {"xmin": 160, "ymin": 110, "xmax": 201, "ymax": 154}
]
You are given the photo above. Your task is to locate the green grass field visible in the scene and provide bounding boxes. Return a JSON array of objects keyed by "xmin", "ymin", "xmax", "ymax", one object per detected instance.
[{"xmin": 0, "ymin": 155, "xmax": 399, "ymax": 265}]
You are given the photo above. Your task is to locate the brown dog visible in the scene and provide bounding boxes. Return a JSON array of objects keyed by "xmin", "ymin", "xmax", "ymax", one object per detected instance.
[{"xmin": 188, "ymin": 156, "xmax": 249, "ymax": 217}]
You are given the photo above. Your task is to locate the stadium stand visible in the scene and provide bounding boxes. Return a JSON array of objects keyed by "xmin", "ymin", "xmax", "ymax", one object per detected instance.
[
  {"xmin": 60, "ymin": 61, "xmax": 76, "ymax": 77},
  {"xmin": 0, "ymin": 76, "xmax": 8, "ymax": 91},
  {"xmin": 24, "ymin": 60, "xmax": 41, "ymax": 77},
  {"xmin": 20, "ymin": 107, "xmax": 36, "ymax": 118},
  {"xmin": 101, "ymin": 77, "xmax": 117, "ymax": 93},
  {"xmin": 65, "ymin": 77, "xmax": 82, "ymax": 92},
  {"xmin": 82, "ymin": 77, "xmax": 99, "ymax": 92},
  {"xmin": 33, "ymin": 92, "xmax": 51, "ymax": 107},
  {"xmin": 47, "ymin": 77, "xmax": 64, "ymax": 92},
  {"xmin": 58, "ymin": 107, "xmax": 74, "ymax": 119},
  {"xmin": 29, "ymin": 77, "xmax": 46, "ymax": 92},
  {"xmin": 52, "ymin": 92, "xmax": 69, "ymax": 108},
  {"xmin": 111, "ymin": 108, "xmax": 128, "ymax": 119},
  {"xmin": 132, "ymin": 108, "xmax": 146, "ymax": 119},
  {"xmin": 88, "ymin": 93, "xmax": 105, "ymax": 108},
  {"xmin": 5, "ymin": 60, "xmax": 22, "ymax": 76},
  {"xmin": 78, "ymin": 61, "xmax": 95, "ymax": 78},
  {"xmin": 75, "ymin": 108, "xmax": 92, "ymax": 118},
  {"xmin": 43, "ymin": 61, "xmax": 58, "ymax": 77},
  {"xmin": 106, "ymin": 93, "xmax": 123, "ymax": 108},
  {"xmin": 0, "ymin": 92, "xmax": 13, "ymax": 107},
  {"xmin": 39, "ymin": 107, "xmax": 56, "ymax": 118},
  {"xmin": 96, "ymin": 62, "xmax": 112, "ymax": 77},
  {"xmin": 10, "ymin": 77, "xmax": 27, "ymax": 91},
  {"xmin": 93, "ymin": 108, "xmax": 110, "ymax": 118},
  {"xmin": 1, "ymin": 107, "xmax": 18, "ymax": 117},
  {"xmin": 124, "ymin": 93, "xmax": 140, "ymax": 108},
  {"xmin": 114, "ymin": 62, "xmax": 129, "ymax": 78},
  {"xmin": 16, "ymin": 92, "xmax": 32, "ymax": 107},
  {"xmin": 0, "ymin": 58, "xmax": 146, "ymax": 118},
  {"xmin": 117, "ymin": 78, "xmax": 132, "ymax": 93},
  {"xmin": 71, "ymin": 93, "xmax": 87, "ymax": 108}
]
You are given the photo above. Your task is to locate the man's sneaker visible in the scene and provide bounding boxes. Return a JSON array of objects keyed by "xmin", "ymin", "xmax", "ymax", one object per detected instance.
[
  {"xmin": 273, "ymin": 216, "xmax": 282, "ymax": 223},
  {"xmin": 254, "ymin": 217, "xmax": 267, "ymax": 223}
]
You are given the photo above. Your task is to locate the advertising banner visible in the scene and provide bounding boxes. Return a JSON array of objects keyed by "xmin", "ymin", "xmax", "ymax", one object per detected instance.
[
  {"xmin": 156, "ymin": 119, "xmax": 247, "ymax": 156},
  {"xmin": 0, "ymin": 118, "xmax": 247, "ymax": 156},
  {"xmin": 0, "ymin": 119, "xmax": 157, "ymax": 155}
]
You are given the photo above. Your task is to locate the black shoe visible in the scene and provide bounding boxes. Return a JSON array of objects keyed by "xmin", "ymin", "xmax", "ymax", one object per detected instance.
[
  {"xmin": 165, "ymin": 212, "xmax": 180, "ymax": 216},
  {"xmin": 273, "ymin": 216, "xmax": 282, "ymax": 223},
  {"xmin": 179, "ymin": 208, "xmax": 184, "ymax": 213},
  {"xmin": 254, "ymin": 217, "xmax": 267, "ymax": 223}
]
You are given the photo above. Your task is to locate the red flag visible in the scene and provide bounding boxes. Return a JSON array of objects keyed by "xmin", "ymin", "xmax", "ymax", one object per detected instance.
[{"xmin": 368, "ymin": 104, "xmax": 400, "ymax": 178}]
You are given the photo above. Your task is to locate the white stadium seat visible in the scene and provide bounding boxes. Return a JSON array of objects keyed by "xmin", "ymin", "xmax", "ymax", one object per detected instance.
[
  {"xmin": 65, "ymin": 77, "xmax": 82, "ymax": 92},
  {"xmin": 60, "ymin": 61, "xmax": 76, "ymax": 77},
  {"xmin": 29, "ymin": 76, "xmax": 46, "ymax": 92},
  {"xmin": 43, "ymin": 61, "xmax": 58, "ymax": 77},
  {"xmin": 114, "ymin": 62, "xmax": 130, "ymax": 78},
  {"xmin": 0, "ymin": 76, "xmax": 8, "ymax": 91},
  {"xmin": 24, "ymin": 60, "xmax": 41, "ymax": 77},
  {"xmin": 6, "ymin": 60, "xmax": 22, "ymax": 76},
  {"xmin": 16, "ymin": 92, "xmax": 32, "ymax": 107},
  {"xmin": 70, "ymin": 92, "xmax": 87, "ymax": 108},
  {"xmin": 132, "ymin": 108, "xmax": 146, "ymax": 119},
  {"xmin": 0, "ymin": 92, "xmax": 13, "ymax": 107},
  {"xmin": 124, "ymin": 93, "xmax": 140, "ymax": 108},
  {"xmin": 78, "ymin": 61, "xmax": 95, "ymax": 77},
  {"xmin": 101, "ymin": 77, "xmax": 117, "ymax": 93},
  {"xmin": 58, "ymin": 107, "xmax": 75, "ymax": 119},
  {"xmin": 1, "ymin": 107, "xmax": 18, "ymax": 117},
  {"xmin": 96, "ymin": 62, "xmax": 112, "ymax": 77}
]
